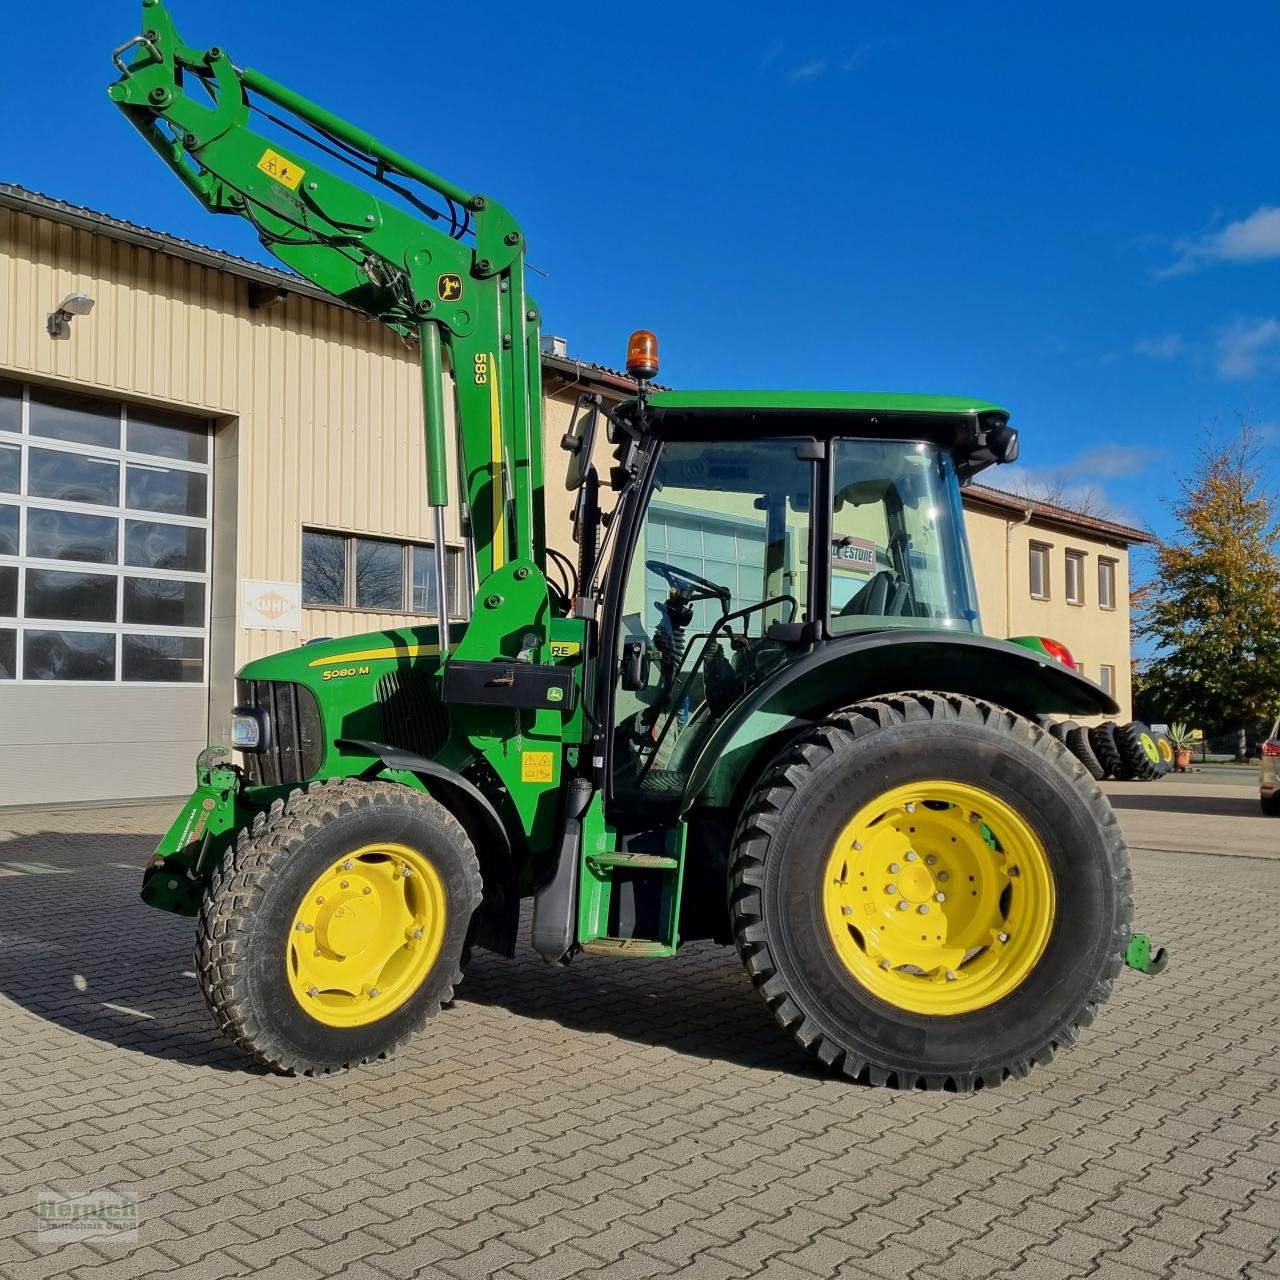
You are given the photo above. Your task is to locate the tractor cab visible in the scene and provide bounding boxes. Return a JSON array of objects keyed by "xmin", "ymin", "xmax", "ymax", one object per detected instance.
[{"xmin": 567, "ymin": 379, "xmax": 1020, "ymax": 809}]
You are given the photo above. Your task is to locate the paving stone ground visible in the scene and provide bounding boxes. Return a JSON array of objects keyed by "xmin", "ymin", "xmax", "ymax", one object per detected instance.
[{"xmin": 0, "ymin": 785, "xmax": 1277, "ymax": 1280}]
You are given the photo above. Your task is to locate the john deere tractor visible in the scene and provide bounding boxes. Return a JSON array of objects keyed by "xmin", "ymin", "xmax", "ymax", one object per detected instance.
[{"xmin": 111, "ymin": 3, "xmax": 1146, "ymax": 1089}]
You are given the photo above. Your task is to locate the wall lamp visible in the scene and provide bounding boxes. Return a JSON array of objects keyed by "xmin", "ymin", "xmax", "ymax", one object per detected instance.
[{"xmin": 47, "ymin": 292, "xmax": 95, "ymax": 340}]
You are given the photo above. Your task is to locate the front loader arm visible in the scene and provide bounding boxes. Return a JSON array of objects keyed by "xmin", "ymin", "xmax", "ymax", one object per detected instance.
[{"xmin": 107, "ymin": 2, "xmax": 545, "ymax": 594}]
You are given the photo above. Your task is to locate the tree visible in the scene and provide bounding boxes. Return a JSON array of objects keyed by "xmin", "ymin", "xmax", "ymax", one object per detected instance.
[{"xmin": 1138, "ymin": 423, "xmax": 1280, "ymax": 759}]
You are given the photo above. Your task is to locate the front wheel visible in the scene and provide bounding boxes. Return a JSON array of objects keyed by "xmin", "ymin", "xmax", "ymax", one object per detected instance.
[
  {"xmin": 195, "ymin": 779, "xmax": 482, "ymax": 1074},
  {"xmin": 729, "ymin": 693, "xmax": 1132, "ymax": 1090}
]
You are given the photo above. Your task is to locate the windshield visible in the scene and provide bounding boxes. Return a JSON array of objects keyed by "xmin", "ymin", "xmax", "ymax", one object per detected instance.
[{"xmin": 829, "ymin": 439, "xmax": 980, "ymax": 634}]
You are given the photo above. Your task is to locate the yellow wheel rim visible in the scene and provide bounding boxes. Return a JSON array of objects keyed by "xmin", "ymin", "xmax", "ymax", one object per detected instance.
[
  {"xmin": 1157, "ymin": 737, "xmax": 1173, "ymax": 764},
  {"xmin": 822, "ymin": 781, "xmax": 1056, "ymax": 1016},
  {"xmin": 1139, "ymin": 733, "xmax": 1161, "ymax": 765},
  {"xmin": 285, "ymin": 843, "xmax": 447, "ymax": 1028}
]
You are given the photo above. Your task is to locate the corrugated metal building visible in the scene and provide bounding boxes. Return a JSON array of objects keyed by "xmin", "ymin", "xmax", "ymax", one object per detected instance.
[{"xmin": 0, "ymin": 185, "xmax": 1150, "ymax": 806}]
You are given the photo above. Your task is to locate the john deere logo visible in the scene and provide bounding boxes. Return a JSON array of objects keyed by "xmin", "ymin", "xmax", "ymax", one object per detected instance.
[
  {"xmin": 437, "ymin": 273, "xmax": 463, "ymax": 301},
  {"xmin": 252, "ymin": 591, "xmax": 293, "ymax": 619},
  {"xmin": 547, "ymin": 687, "xmax": 564, "ymax": 704}
]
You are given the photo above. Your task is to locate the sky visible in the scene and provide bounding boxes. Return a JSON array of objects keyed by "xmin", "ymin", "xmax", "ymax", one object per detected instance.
[{"xmin": 4, "ymin": 1, "xmax": 1279, "ymax": 552}]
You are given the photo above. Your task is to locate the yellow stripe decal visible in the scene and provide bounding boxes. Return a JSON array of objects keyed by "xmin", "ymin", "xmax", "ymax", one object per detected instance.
[
  {"xmin": 490, "ymin": 356, "xmax": 505, "ymax": 571},
  {"xmin": 308, "ymin": 644, "xmax": 441, "ymax": 668}
]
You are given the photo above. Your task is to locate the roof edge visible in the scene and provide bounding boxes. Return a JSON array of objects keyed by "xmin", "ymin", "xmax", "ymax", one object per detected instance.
[{"xmin": 963, "ymin": 481, "xmax": 1154, "ymax": 545}]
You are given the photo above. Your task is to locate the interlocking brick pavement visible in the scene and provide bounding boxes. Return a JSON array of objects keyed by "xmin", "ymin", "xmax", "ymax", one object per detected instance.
[{"xmin": 0, "ymin": 799, "xmax": 1278, "ymax": 1280}]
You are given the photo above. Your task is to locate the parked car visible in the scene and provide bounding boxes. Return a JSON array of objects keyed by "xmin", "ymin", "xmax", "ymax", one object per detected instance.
[{"xmin": 1262, "ymin": 716, "xmax": 1280, "ymax": 816}]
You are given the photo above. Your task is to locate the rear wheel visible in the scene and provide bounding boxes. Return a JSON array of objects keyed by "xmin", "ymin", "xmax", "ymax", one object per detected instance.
[
  {"xmin": 1153, "ymin": 733, "xmax": 1174, "ymax": 774},
  {"xmin": 1115, "ymin": 721, "xmax": 1160, "ymax": 781},
  {"xmin": 729, "ymin": 693, "xmax": 1131, "ymax": 1090},
  {"xmin": 196, "ymin": 779, "xmax": 482, "ymax": 1074}
]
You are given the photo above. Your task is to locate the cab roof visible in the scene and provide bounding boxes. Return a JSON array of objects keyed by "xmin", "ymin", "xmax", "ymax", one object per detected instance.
[{"xmin": 647, "ymin": 390, "xmax": 1006, "ymax": 416}]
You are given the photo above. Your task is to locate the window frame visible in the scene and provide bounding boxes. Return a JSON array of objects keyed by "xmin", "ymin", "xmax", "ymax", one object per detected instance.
[
  {"xmin": 1099, "ymin": 663, "xmax": 1116, "ymax": 695},
  {"xmin": 1028, "ymin": 542, "xmax": 1051, "ymax": 600},
  {"xmin": 0, "ymin": 379, "xmax": 211, "ymax": 686},
  {"xmin": 1064, "ymin": 549, "xmax": 1086, "ymax": 607},
  {"xmin": 301, "ymin": 526, "xmax": 468, "ymax": 619},
  {"xmin": 1098, "ymin": 557, "xmax": 1117, "ymax": 611}
]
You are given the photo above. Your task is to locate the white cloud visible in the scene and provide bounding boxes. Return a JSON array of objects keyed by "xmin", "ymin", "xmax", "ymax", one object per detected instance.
[
  {"xmin": 1160, "ymin": 205, "xmax": 1280, "ymax": 278},
  {"xmin": 788, "ymin": 59, "xmax": 827, "ymax": 82},
  {"xmin": 1216, "ymin": 318, "xmax": 1280, "ymax": 380},
  {"xmin": 1134, "ymin": 333, "xmax": 1186, "ymax": 360},
  {"xmin": 1060, "ymin": 443, "xmax": 1164, "ymax": 480}
]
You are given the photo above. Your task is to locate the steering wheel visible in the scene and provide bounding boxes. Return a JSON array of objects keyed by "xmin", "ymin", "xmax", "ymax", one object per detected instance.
[{"xmin": 646, "ymin": 559, "xmax": 731, "ymax": 603}]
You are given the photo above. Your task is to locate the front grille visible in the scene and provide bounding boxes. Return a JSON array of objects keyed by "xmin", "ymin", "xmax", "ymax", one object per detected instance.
[
  {"xmin": 377, "ymin": 668, "xmax": 449, "ymax": 759},
  {"xmin": 238, "ymin": 679, "xmax": 325, "ymax": 787}
]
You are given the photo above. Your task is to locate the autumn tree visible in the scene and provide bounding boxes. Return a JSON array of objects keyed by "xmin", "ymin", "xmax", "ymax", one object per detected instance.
[{"xmin": 1138, "ymin": 424, "xmax": 1280, "ymax": 759}]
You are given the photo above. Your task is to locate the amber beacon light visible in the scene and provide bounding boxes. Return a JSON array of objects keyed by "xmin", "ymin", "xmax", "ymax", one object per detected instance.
[{"xmin": 626, "ymin": 329, "xmax": 659, "ymax": 381}]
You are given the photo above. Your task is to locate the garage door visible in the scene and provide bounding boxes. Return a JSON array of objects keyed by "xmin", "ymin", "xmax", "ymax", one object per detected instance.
[{"xmin": 0, "ymin": 378, "xmax": 212, "ymax": 805}]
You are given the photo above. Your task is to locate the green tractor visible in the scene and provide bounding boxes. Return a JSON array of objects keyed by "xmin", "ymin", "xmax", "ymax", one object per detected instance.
[{"xmin": 112, "ymin": 3, "xmax": 1145, "ymax": 1089}]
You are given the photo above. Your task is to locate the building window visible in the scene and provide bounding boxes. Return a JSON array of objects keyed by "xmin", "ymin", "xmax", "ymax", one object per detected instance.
[
  {"xmin": 1098, "ymin": 558, "xmax": 1117, "ymax": 610},
  {"xmin": 1065, "ymin": 551, "xmax": 1085, "ymax": 606},
  {"xmin": 1029, "ymin": 543, "xmax": 1050, "ymax": 600},
  {"xmin": 1100, "ymin": 664, "xmax": 1115, "ymax": 695},
  {"xmin": 302, "ymin": 528, "xmax": 467, "ymax": 617},
  {"xmin": 0, "ymin": 378, "xmax": 210, "ymax": 684}
]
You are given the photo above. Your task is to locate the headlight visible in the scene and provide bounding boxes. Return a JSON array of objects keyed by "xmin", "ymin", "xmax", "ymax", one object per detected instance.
[{"xmin": 230, "ymin": 706, "xmax": 271, "ymax": 753}]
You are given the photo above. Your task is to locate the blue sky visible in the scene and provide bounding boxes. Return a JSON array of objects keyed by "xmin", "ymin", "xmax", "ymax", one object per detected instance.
[{"xmin": 5, "ymin": 1, "xmax": 1279, "ymax": 545}]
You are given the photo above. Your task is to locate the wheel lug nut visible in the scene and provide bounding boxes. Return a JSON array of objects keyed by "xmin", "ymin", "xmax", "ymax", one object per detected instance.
[
  {"xmin": 852, "ymin": 840, "xmax": 863, "ymax": 851},
  {"xmin": 369, "ymin": 988, "xmax": 380, "ymax": 998},
  {"xmin": 905, "ymin": 803, "xmax": 916, "ymax": 813},
  {"xmin": 998, "ymin": 932, "xmax": 1009, "ymax": 943},
  {"xmin": 938, "ymin": 872, "xmax": 949, "ymax": 882},
  {"xmin": 918, "ymin": 904, "xmax": 929, "ymax": 915},
  {"xmin": 906, "ymin": 851, "xmax": 917, "ymax": 862},
  {"xmin": 926, "ymin": 855, "xmax": 937, "ymax": 866},
  {"xmin": 1008, "ymin": 867, "xmax": 1020, "ymax": 878},
  {"xmin": 412, "ymin": 928, "xmax": 424, "ymax": 939},
  {"xmin": 881, "ymin": 959, "xmax": 891, "ymax": 969},
  {"xmin": 885, "ymin": 885, "xmax": 896, "ymax": 895},
  {"xmin": 342, "ymin": 860, "xmax": 353, "ymax": 871},
  {"xmin": 897, "ymin": 900, "xmax": 910, "ymax": 911},
  {"xmin": 295, "ymin": 922, "xmax": 306, "ymax": 932},
  {"xmin": 363, "ymin": 886, "xmax": 372, "ymax": 895},
  {"xmin": 946, "ymin": 970, "xmax": 957, "ymax": 981},
  {"xmin": 307, "ymin": 986, "xmax": 319, "ymax": 998},
  {"xmin": 313, "ymin": 948, "xmax": 322, "ymax": 957},
  {"xmin": 316, "ymin": 896, "xmax": 325, "ymax": 905},
  {"xmin": 841, "ymin": 905, "xmax": 853, "ymax": 916},
  {"xmin": 340, "ymin": 880, "xmax": 349, "ymax": 890},
  {"xmin": 889, "ymin": 863, "xmax": 900, "ymax": 874},
  {"xmin": 970, "ymin": 813, "xmax": 981, "ymax": 824},
  {"xmin": 935, "ymin": 892, "xmax": 946, "ymax": 903},
  {"xmin": 402, "ymin": 867, "xmax": 412, "ymax": 879}
]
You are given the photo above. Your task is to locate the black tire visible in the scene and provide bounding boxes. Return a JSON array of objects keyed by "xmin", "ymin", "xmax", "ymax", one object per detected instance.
[
  {"xmin": 1115, "ymin": 721, "xmax": 1160, "ymax": 781},
  {"xmin": 1048, "ymin": 718, "xmax": 1078, "ymax": 745},
  {"xmin": 1151, "ymin": 732, "xmax": 1174, "ymax": 776},
  {"xmin": 729, "ymin": 693, "xmax": 1131, "ymax": 1091},
  {"xmin": 196, "ymin": 778, "xmax": 482, "ymax": 1074},
  {"xmin": 1090, "ymin": 722, "xmax": 1125, "ymax": 780},
  {"xmin": 1065, "ymin": 724, "xmax": 1107, "ymax": 781},
  {"xmin": 1262, "ymin": 791, "xmax": 1280, "ymax": 817}
]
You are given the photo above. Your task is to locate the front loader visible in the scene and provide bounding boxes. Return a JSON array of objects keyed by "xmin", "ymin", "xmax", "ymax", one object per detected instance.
[{"xmin": 112, "ymin": 3, "xmax": 1151, "ymax": 1090}]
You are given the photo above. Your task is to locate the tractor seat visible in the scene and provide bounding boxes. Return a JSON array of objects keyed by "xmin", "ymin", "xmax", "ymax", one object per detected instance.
[{"xmin": 840, "ymin": 570, "xmax": 909, "ymax": 617}]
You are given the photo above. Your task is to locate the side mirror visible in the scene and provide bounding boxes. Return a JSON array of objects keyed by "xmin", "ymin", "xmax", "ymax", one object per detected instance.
[
  {"xmin": 620, "ymin": 639, "xmax": 650, "ymax": 691},
  {"xmin": 561, "ymin": 392, "xmax": 602, "ymax": 491}
]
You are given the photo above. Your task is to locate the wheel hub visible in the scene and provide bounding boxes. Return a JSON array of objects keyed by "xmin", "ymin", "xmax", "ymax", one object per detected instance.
[
  {"xmin": 822, "ymin": 781, "xmax": 1056, "ymax": 1015},
  {"xmin": 285, "ymin": 843, "xmax": 447, "ymax": 1028}
]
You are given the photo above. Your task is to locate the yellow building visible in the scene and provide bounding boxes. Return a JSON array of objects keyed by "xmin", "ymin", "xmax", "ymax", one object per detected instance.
[{"xmin": 0, "ymin": 185, "xmax": 1150, "ymax": 805}]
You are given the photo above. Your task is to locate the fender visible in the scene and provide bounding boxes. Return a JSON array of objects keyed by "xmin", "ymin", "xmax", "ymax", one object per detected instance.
[
  {"xmin": 337, "ymin": 739, "xmax": 520, "ymax": 957},
  {"xmin": 683, "ymin": 629, "xmax": 1119, "ymax": 812}
]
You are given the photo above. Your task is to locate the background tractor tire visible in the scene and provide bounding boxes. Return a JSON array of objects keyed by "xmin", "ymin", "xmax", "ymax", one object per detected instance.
[
  {"xmin": 1115, "ymin": 721, "xmax": 1161, "ymax": 782},
  {"xmin": 1152, "ymin": 732, "xmax": 1174, "ymax": 775},
  {"xmin": 728, "ymin": 692, "xmax": 1132, "ymax": 1091},
  {"xmin": 1048, "ymin": 718, "xmax": 1078, "ymax": 745},
  {"xmin": 196, "ymin": 778, "xmax": 482, "ymax": 1074},
  {"xmin": 1090, "ymin": 723, "xmax": 1125, "ymax": 780},
  {"xmin": 1065, "ymin": 724, "xmax": 1107, "ymax": 780}
]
